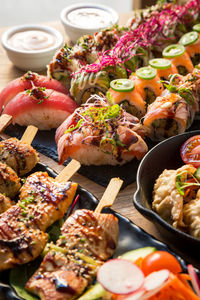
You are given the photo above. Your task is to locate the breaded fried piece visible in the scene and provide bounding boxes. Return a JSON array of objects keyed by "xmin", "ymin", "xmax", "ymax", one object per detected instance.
[{"xmin": 0, "ymin": 137, "xmax": 39, "ymax": 176}]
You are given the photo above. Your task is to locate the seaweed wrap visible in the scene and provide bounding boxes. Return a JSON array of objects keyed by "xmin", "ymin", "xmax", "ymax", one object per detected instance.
[
  {"xmin": 130, "ymin": 67, "xmax": 163, "ymax": 105},
  {"xmin": 179, "ymin": 31, "xmax": 200, "ymax": 66},
  {"xmin": 163, "ymin": 44, "xmax": 194, "ymax": 76},
  {"xmin": 70, "ymin": 71, "xmax": 110, "ymax": 104},
  {"xmin": 107, "ymin": 79, "xmax": 146, "ymax": 118},
  {"xmin": 143, "ymin": 93, "xmax": 195, "ymax": 141},
  {"xmin": 149, "ymin": 58, "xmax": 178, "ymax": 81},
  {"xmin": 124, "ymin": 47, "xmax": 151, "ymax": 73}
]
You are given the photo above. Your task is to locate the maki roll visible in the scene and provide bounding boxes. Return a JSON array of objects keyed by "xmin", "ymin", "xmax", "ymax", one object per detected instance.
[
  {"xmin": 162, "ymin": 44, "xmax": 194, "ymax": 76},
  {"xmin": 149, "ymin": 58, "xmax": 178, "ymax": 81},
  {"xmin": 56, "ymin": 95, "xmax": 148, "ymax": 166},
  {"xmin": 107, "ymin": 79, "xmax": 146, "ymax": 118},
  {"xmin": 103, "ymin": 64, "xmax": 127, "ymax": 81},
  {"xmin": 143, "ymin": 93, "xmax": 195, "ymax": 141},
  {"xmin": 179, "ymin": 31, "xmax": 200, "ymax": 66},
  {"xmin": 70, "ymin": 71, "xmax": 110, "ymax": 104},
  {"xmin": 130, "ymin": 67, "xmax": 164, "ymax": 105},
  {"xmin": 124, "ymin": 47, "xmax": 151, "ymax": 73}
]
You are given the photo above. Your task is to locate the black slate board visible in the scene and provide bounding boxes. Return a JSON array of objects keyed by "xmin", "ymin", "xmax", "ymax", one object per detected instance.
[
  {"xmin": 0, "ymin": 162, "xmax": 198, "ymax": 300},
  {"xmin": 4, "ymin": 119, "xmax": 200, "ymax": 189}
]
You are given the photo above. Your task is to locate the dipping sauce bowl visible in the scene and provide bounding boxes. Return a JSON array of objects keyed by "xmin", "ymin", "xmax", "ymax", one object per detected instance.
[{"xmin": 1, "ymin": 24, "xmax": 63, "ymax": 71}]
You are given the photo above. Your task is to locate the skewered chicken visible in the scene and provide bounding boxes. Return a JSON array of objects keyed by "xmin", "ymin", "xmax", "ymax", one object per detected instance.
[
  {"xmin": 0, "ymin": 137, "xmax": 39, "ymax": 176},
  {"xmin": 0, "ymin": 161, "xmax": 21, "ymax": 198},
  {"xmin": 0, "ymin": 193, "xmax": 12, "ymax": 213},
  {"xmin": 26, "ymin": 209, "xmax": 119, "ymax": 300},
  {"xmin": 0, "ymin": 171, "xmax": 77, "ymax": 271}
]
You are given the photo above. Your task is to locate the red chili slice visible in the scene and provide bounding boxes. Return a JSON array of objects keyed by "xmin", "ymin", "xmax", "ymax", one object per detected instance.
[{"xmin": 180, "ymin": 135, "xmax": 200, "ymax": 167}]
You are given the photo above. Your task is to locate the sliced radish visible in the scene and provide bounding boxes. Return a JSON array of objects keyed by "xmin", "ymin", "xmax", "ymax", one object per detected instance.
[
  {"xmin": 97, "ymin": 259, "xmax": 144, "ymax": 295},
  {"xmin": 187, "ymin": 264, "xmax": 200, "ymax": 296},
  {"xmin": 124, "ymin": 289, "xmax": 145, "ymax": 299},
  {"xmin": 144, "ymin": 269, "xmax": 169, "ymax": 291}
]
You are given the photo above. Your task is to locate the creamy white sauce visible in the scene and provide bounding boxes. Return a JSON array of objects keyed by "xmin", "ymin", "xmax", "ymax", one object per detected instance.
[
  {"xmin": 78, "ymin": 72, "xmax": 100, "ymax": 90},
  {"xmin": 67, "ymin": 8, "xmax": 113, "ymax": 29},
  {"xmin": 8, "ymin": 30, "xmax": 56, "ymax": 51}
]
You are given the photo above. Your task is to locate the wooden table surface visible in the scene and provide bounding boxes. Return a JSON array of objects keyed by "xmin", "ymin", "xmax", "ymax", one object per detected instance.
[{"xmin": 0, "ymin": 13, "xmax": 193, "ymax": 264}]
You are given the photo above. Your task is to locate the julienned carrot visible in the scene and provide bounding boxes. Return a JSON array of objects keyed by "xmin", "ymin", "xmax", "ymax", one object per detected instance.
[{"xmin": 149, "ymin": 273, "xmax": 200, "ymax": 300}]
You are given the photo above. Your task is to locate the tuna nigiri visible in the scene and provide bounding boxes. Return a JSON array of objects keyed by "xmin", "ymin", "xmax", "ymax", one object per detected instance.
[
  {"xmin": 3, "ymin": 87, "xmax": 78, "ymax": 130},
  {"xmin": 56, "ymin": 95, "xmax": 148, "ymax": 165},
  {"xmin": 0, "ymin": 71, "xmax": 69, "ymax": 112}
]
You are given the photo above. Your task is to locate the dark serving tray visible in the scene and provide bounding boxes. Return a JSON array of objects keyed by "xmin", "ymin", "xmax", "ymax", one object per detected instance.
[
  {"xmin": 0, "ymin": 162, "xmax": 198, "ymax": 299},
  {"xmin": 5, "ymin": 119, "xmax": 200, "ymax": 189}
]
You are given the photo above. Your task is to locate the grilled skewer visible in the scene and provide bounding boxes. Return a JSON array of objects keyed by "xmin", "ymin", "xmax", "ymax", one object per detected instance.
[
  {"xmin": 26, "ymin": 178, "xmax": 123, "ymax": 300},
  {"xmin": 0, "ymin": 122, "xmax": 39, "ymax": 176},
  {"xmin": 0, "ymin": 160, "xmax": 80, "ymax": 271}
]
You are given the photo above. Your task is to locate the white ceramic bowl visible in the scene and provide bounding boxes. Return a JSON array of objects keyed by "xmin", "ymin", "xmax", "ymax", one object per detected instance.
[
  {"xmin": 60, "ymin": 3, "xmax": 119, "ymax": 43},
  {"xmin": 1, "ymin": 24, "xmax": 63, "ymax": 72}
]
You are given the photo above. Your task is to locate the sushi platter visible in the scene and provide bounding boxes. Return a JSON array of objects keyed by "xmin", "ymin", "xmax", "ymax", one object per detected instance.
[{"xmin": 0, "ymin": 0, "xmax": 200, "ymax": 299}]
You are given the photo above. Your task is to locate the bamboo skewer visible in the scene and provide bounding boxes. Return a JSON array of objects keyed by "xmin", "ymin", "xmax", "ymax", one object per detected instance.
[
  {"xmin": 20, "ymin": 125, "xmax": 38, "ymax": 145},
  {"xmin": 95, "ymin": 177, "xmax": 123, "ymax": 213},
  {"xmin": 55, "ymin": 159, "xmax": 81, "ymax": 183},
  {"xmin": 0, "ymin": 114, "xmax": 12, "ymax": 133}
]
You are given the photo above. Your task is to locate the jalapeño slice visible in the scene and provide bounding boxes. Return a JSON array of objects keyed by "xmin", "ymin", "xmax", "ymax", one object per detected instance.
[
  {"xmin": 149, "ymin": 58, "xmax": 171, "ymax": 70},
  {"xmin": 110, "ymin": 79, "xmax": 134, "ymax": 92},
  {"xmin": 163, "ymin": 44, "xmax": 185, "ymax": 58},
  {"xmin": 136, "ymin": 66, "xmax": 157, "ymax": 80},
  {"xmin": 193, "ymin": 23, "xmax": 200, "ymax": 33},
  {"xmin": 179, "ymin": 31, "xmax": 199, "ymax": 46}
]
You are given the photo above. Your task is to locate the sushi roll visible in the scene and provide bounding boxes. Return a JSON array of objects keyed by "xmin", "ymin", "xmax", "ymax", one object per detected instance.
[
  {"xmin": 124, "ymin": 47, "xmax": 151, "ymax": 73},
  {"xmin": 0, "ymin": 71, "xmax": 69, "ymax": 113},
  {"xmin": 143, "ymin": 93, "xmax": 195, "ymax": 141},
  {"xmin": 55, "ymin": 95, "xmax": 148, "ymax": 166},
  {"xmin": 48, "ymin": 45, "xmax": 86, "ymax": 89},
  {"xmin": 70, "ymin": 71, "xmax": 110, "ymax": 104},
  {"xmin": 3, "ymin": 87, "xmax": 78, "ymax": 130},
  {"xmin": 129, "ymin": 67, "xmax": 164, "ymax": 105},
  {"xmin": 106, "ymin": 79, "xmax": 146, "ymax": 118},
  {"xmin": 149, "ymin": 58, "xmax": 178, "ymax": 81},
  {"xmin": 103, "ymin": 64, "xmax": 127, "ymax": 81},
  {"xmin": 162, "ymin": 44, "xmax": 194, "ymax": 76},
  {"xmin": 179, "ymin": 31, "xmax": 200, "ymax": 66}
]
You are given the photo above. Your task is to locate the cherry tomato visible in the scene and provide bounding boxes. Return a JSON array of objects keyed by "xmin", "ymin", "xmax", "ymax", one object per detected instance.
[
  {"xmin": 141, "ymin": 251, "xmax": 182, "ymax": 276},
  {"xmin": 180, "ymin": 135, "xmax": 200, "ymax": 168}
]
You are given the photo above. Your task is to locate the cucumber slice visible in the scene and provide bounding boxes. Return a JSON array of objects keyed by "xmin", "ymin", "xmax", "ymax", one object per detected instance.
[{"xmin": 78, "ymin": 247, "xmax": 156, "ymax": 300}]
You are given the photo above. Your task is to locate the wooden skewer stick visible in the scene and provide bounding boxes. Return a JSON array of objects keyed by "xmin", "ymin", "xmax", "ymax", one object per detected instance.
[
  {"xmin": 55, "ymin": 159, "xmax": 81, "ymax": 183},
  {"xmin": 20, "ymin": 125, "xmax": 38, "ymax": 145},
  {"xmin": 95, "ymin": 177, "xmax": 123, "ymax": 213},
  {"xmin": 0, "ymin": 114, "xmax": 12, "ymax": 133}
]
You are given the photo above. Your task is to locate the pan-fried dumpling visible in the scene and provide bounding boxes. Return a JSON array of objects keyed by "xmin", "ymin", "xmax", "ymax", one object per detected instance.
[
  {"xmin": 183, "ymin": 190, "xmax": 200, "ymax": 239},
  {"xmin": 153, "ymin": 165, "xmax": 196, "ymax": 228},
  {"xmin": 153, "ymin": 169, "xmax": 183, "ymax": 228}
]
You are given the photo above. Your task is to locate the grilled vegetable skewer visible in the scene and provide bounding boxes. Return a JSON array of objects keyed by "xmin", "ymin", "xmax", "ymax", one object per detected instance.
[
  {"xmin": 0, "ymin": 160, "xmax": 80, "ymax": 271},
  {"xmin": 26, "ymin": 178, "xmax": 123, "ymax": 300}
]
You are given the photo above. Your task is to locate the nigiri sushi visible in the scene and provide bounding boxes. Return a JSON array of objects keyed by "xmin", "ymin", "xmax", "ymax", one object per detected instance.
[
  {"xmin": 3, "ymin": 87, "xmax": 78, "ymax": 130},
  {"xmin": 56, "ymin": 95, "xmax": 148, "ymax": 166},
  {"xmin": 0, "ymin": 71, "xmax": 69, "ymax": 112}
]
